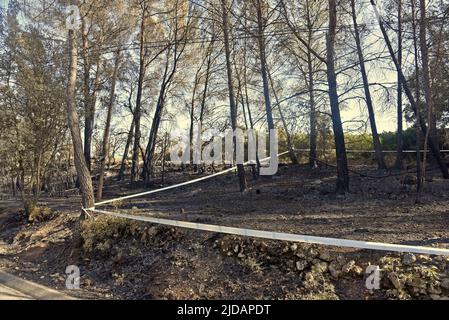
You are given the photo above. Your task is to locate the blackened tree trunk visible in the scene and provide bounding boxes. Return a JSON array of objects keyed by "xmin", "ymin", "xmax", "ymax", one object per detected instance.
[
  {"xmin": 327, "ymin": 0, "xmax": 349, "ymax": 194},
  {"xmin": 143, "ymin": 3, "xmax": 188, "ymax": 187},
  {"xmin": 370, "ymin": 0, "xmax": 449, "ymax": 179},
  {"xmin": 83, "ymin": 63, "xmax": 100, "ymax": 172},
  {"xmin": 80, "ymin": 16, "xmax": 92, "ymax": 172},
  {"xmin": 221, "ymin": 0, "xmax": 247, "ymax": 192},
  {"xmin": 255, "ymin": 0, "xmax": 274, "ymax": 131},
  {"xmin": 143, "ymin": 43, "xmax": 185, "ymax": 186},
  {"xmin": 411, "ymin": 0, "xmax": 422, "ymax": 194},
  {"xmin": 395, "ymin": 0, "xmax": 404, "ymax": 169},
  {"xmin": 305, "ymin": 0, "xmax": 317, "ymax": 168},
  {"xmin": 118, "ymin": 120, "xmax": 134, "ymax": 181},
  {"xmin": 143, "ymin": 77, "xmax": 168, "ymax": 186},
  {"xmin": 131, "ymin": 4, "xmax": 146, "ymax": 185},
  {"xmin": 97, "ymin": 50, "xmax": 121, "ymax": 201},
  {"xmin": 350, "ymin": 0, "xmax": 386, "ymax": 170},
  {"xmin": 80, "ymin": 13, "xmax": 101, "ymax": 173},
  {"xmin": 307, "ymin": 50, "xmax": 317, "ymax": 168},
  {"xmin": 189, "ymin": 62, "xmax": 202, "ymax": 168},
  {"xmin": 118, "ymin": 90, "xmax": 135, "ymax": 181},
  {"xmin": 419, "ymin": 0, "xmax": 435, "ymax": 183},
  {"xmin": 199, "ymin": 50, "xmax": 212, "ymax": 127}
]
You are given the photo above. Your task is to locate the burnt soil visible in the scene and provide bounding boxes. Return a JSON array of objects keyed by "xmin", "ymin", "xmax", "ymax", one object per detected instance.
[{"xmin": 1, "ymin": 163, "xmax": 449, "ymax": 300}]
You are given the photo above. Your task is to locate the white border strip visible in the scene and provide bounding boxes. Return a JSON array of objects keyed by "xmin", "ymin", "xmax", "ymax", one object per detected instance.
[
  {"xmin": 92, "ymin": 148, "xmax": 448, "ymax": 209},
  {"xmin": 88, "ymin": 208, "xmax": 449, "ymax": 256},
  {"xmin": 294, "ymin": 149, "xmax": 449, "ymax": 153},
  {"xmin": 91, "ymin": 151, "xmax": 290, "ymax": 208}
]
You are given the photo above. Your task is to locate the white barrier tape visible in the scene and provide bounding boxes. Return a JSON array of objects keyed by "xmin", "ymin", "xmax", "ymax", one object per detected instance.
[
  {"xmin": 91, "ymin": 151, "xmax": 290, "ymax": 208},
  {"xmin": 81, "ymin": 207, "xmax": 92, "ymax": 218},
  {"xmin": 87, "ymin": 208, "xmax": 449, "ymax": 256},
  {"xmin": 294, "ymin": 149, "xmax": 449, "ymax": 153}
]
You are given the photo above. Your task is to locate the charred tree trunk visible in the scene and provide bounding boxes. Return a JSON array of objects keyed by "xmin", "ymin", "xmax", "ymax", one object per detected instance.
[
  {"xmin": 350, "ymin": 0, "xmax": 386, "ymax": 170},
  {"xmin": 118, "ymin": 89, "xmax": 135, "ymax": 181},
  {"xmin": 189, "ymin": 66, "xmax": 202, "ymax": 168},
  {"xmin": 411, "ymin": 0, "xmax": 422, "ymax": 195},
  {"xmin": 143, "ymin": 46, "xmax": 181, "ymax": 186},
  {"xmin": 83, "ymin": 63, "xmax": 100, "ymax": 172},
  {"xmin": 395, "ymin": 0, "xmax": 404, "ymax": 170},
  {"xmin": 327, "ymin": 0, "xmax": 349, "ymax": 194},
  {"xmin": 221, "ymin": 0, "xmax": 247, "ymax": 192},
  {"xmin": 131, "ymin": 5, "xmax": 147, "ymax": 185},
  {"xmin": 118, "ymin": 117, "xmax": 135, "ymax": 181},
  {"xmin": 143, "ymin": 89, "xmax": 166, "ymax": 186},
  {"xmin": 255, "ymin": 0, "xmax": 274, "ymax": 131},
  {"xmin": 80, "ymin": 16, "xmax": 92, "ymax": 172},
  {"xmin": 305, "ymin": 0, "xmax": 317, "ymax": 168},
  {"xmin": 80, "ymin": 14, "xmax": 101, "ymax": 173},
  {"xmin": 371, "ymin": 0, "xmax": 449, "ymax": 179},
  {"xmin": 199, "ymin": 51, "xmax": 212, "ymax": 127},
  {"xmin": 420, "ymin": 0, "xmax": 435, "ymax": 183},
  {"xmin": 97, "ymin": 50, "xmax": 121, "ymax": 201},
  {"xmin": 307, "ymin": 52, "xmax": 317, "ymax": 168}
]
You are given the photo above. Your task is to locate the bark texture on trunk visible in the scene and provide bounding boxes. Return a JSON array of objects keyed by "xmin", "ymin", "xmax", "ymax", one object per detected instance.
[
  {"xmin": 327, "ymin": 0, "xmax": 349, "ymax": 194},
  {"xmin": 411, "ymin": 0, "xmax": 422, "ymax": 195},
  {"xmin": 221, "ymin": 0, "xmax": 247, "ymax": 191},
  {"xmin": 66, "ymin": 26, "xmax": 95, "ymax": 209},
  {"xmin": 131, "ymin": 6, "xmax": 147, "ymax": 185},
  {"xmin": 419, "ymin": 0, "xmax": 437, "ymax": 183},
  {"xmin": 255, "ymin": 0, "xmax": 274, "ymax": 131},
  {"xmin": 305, "ymin": 0, "xmax": 317, "ymax": 168},
  {"xmin": 395, "ymin": 0, "xmax": 404, "ymax": 170}
]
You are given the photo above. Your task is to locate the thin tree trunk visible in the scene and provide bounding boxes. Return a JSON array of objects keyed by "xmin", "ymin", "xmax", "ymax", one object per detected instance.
[
  {"xmin": 80, "ymin": 15, "xmax": 92, "ymax": 172},
  {"xmin": 221, "ymin": 0, "xmax": 246, "ymax": 192},
  {"xmin": 267, "ymin": 69, "xmax": 298, "ymax": 164},
  {"xmin": 395, "ymin": 0, "xmax": 404, "ymax": 169},
  {"xmin": 66, "ymin": 142, "xmax": 72, "ymax": 188},
  {"xmin": 350, "ymin": 0, "xmax": 386, "ymax": 170},
  {"xmin": 11, "ymin": 176, "xmax": 16, "ymax": 198},
  {"xmin": 97, "ymin": 50, "xmax": 121, "ymax": 201},
  {"xmin": 255, "ymin": 0, "xmax": 274, "ymax": 131},
  {"xmin": 84, "ymin": 62, "xmax": 100, "ymax": 172},
  {"xmin": 162, "ymin": 133, "xmax": 168, "ymax": 184},
  {"xmin": 143, "ymin": 6, "xmax": 188, "ymax": 186},
  {"xmin": 143, "ymin": 48, "xmax": 176, "ymax": 186},
  {"xmin": 411, "ymin": 0, "xmax": 422, "ymax": 197},
  {"xmin": 189, "ymin": 67, "xmax": 201, "ymax": 168},
  {"xmin": 370, "ymin": 0, "xmax": 449, "ymax": 179},
  {"xmin": 420, "ymin": 0, "xmax": 433, "ymax": 184},
  {"xmin": 199, "ymin": 51, "xmax": 212, "ymax": 126},
  {"xmin": 131, "ymin": 5, "xmax": 146, "ymax": 185},
  {"xmin": 118, "ymin": 89, "xmax": 135, "ymax": 181},
  {"xmin": 118, "ymin": 118, "xmax": 135, "ymax": 181},
  {"xmin": 143, "ymin": 89, "xmax": 166, "ymax": 186},
  {"xmin": 236, "ymin": 49, "xmax": 258, "ymax": 177},
  {"xmin": 307, "ymin": 50, "xmax": 318, "ymax": 168},
  {"xmin": 66, "ymin": 22, "xmax": 95, "ymax": 210},
  {"xmin": 305, "ymin": 0, "xmax": 317, "ymax": 168},
  {"xmin": 242, "ymin": 2, "xmax": 261, "ymax": 175},
  {"xmin": 327, "ymin": 0, "xmax": 349, "ymax": 194}
]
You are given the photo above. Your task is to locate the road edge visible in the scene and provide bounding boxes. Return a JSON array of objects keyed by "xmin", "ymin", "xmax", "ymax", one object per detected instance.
[{"xmin": 0, "ymin": 270, "xmax": 76, "ymax": 300}]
